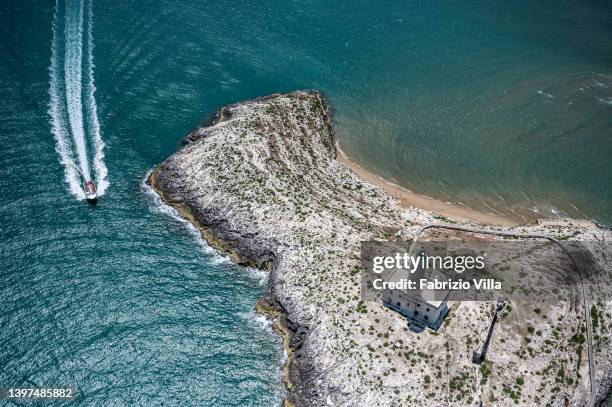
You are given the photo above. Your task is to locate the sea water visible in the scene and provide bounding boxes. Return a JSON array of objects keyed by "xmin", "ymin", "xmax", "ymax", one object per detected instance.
[{"xmin": 0, "ymin": 0, "xmax": 610, "ymax": 405}]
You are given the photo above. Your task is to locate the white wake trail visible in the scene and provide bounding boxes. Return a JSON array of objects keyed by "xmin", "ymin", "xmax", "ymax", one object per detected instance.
[
  {"xmin": 63, "ymin": 0, "xmax": 91, "ymax": 181},
  {"xmin": 49, "ymin": 0, "xmax": 109, "ymax": 200},
  {"xmin": 49, "ymin": 0, "xmax": 85, "ymax": 199},
  {"xmin": 85, "ymin": 0, "xmax": 109, "ymax": 195}
]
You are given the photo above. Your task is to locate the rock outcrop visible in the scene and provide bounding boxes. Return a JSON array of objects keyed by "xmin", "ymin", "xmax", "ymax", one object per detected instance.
[{"xmin": 149, "ymin": 91, "xmax": 611, "ymax": 406}]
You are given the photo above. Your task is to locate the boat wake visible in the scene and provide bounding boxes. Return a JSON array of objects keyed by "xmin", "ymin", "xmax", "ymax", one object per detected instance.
[{"xmin": 48, "ymin": 0, "xmax": 108, "ymax": 201}]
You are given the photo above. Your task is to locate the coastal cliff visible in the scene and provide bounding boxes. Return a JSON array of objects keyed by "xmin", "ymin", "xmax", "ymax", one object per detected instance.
[{"xmin": 149, "ymin": 91, "xmax": 611, "ymax": 406}]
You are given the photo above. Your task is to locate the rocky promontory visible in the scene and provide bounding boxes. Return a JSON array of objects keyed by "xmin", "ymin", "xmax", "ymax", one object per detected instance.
[{"xmin": 149, "ymin": 91, "xmax": 611, "ymax": 406}]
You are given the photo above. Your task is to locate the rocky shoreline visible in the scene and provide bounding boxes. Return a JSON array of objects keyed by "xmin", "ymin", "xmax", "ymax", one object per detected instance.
[
  {"xmin": 147, "ymin": 91, "xmax": 341, "ymax": 406},
  {"xmin": 149, "ymin": 91, "xmax": 611, "ymax": 406}
]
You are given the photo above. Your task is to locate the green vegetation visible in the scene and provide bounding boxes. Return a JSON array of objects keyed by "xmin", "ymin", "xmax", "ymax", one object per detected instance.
[
  {"xmin": 591, "ymin": 305, "xmax": 599, "ymax": 330},
  {"xmin": 356, "ymin": 301, "xmax": 368, "ymax": 314},
  {"xmin": 570, "ymin": 333, "xmax": 585, "ymax": 345},
  {"xmin": 480, "ymin": 362, "xmax": 491, "ymax": 384},
  {"xmin": 449, "ymin": 371, "xmax": 473, "ymax": 401}
]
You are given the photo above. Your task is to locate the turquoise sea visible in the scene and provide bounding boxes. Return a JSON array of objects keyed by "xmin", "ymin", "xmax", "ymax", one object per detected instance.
[{"xmin": 0, "ymin": 0, "xmax": 610, "ymax": 405}]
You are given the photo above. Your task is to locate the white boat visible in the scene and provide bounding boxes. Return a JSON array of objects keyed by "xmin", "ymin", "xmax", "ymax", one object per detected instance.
[{"xmin": 84, "ymin": 180, "xmax": 97, "ymax": 203}]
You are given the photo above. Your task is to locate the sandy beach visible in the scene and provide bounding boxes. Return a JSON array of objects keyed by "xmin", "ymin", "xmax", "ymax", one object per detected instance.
[{"xmin": 336, "ymin": 145, "xmax": 521, "ymax": 226}]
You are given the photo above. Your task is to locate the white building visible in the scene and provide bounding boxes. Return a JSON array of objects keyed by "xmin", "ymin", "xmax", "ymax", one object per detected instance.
[{"xmin": 382, "ymin": 286, "xmax": 449, "ymax": 330}]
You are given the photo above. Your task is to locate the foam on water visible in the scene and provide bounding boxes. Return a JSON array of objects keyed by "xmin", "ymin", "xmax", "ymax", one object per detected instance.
[
  {"xmin": 528, "ymin": 204, "xmax": 572, "ymax": 220},
  {"xmin": 49, "ymin": 0, "xmax": 109, "ymax": 199},
  {"xmin": 246, "ymin": 267, "xmax": 269, "ymax": 286},
  {"xmin": 210, "ymin": 255, "xmax": 232, "ymax": 265},
  {"xmin": 63, "ymin": 0, "xmax": 90, "ymax": 180},
  {"xmin": 140, "ymin": 172, "xmax": 270, "ymax": 285},
  {"xmin": 85, "ymin": 0, "xmax": 109, "ymax": 195},
  {"xmin": 239, "ymin": 310, "xmax": 274, "ymax": 330},
  {"xmin": 141, "ymin": 170, "xmax": 228, "ymax": 262},
  {"xmin": 537, "ymin": 89, "xmax": 555, "ymax": 98},
  {"xmin": 596, "ymin": 97, "xmax": 612, "ymax": 105},
  {"xmin": 49, "ymin": 0, "xmax": 84, "ymax": 200}
]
